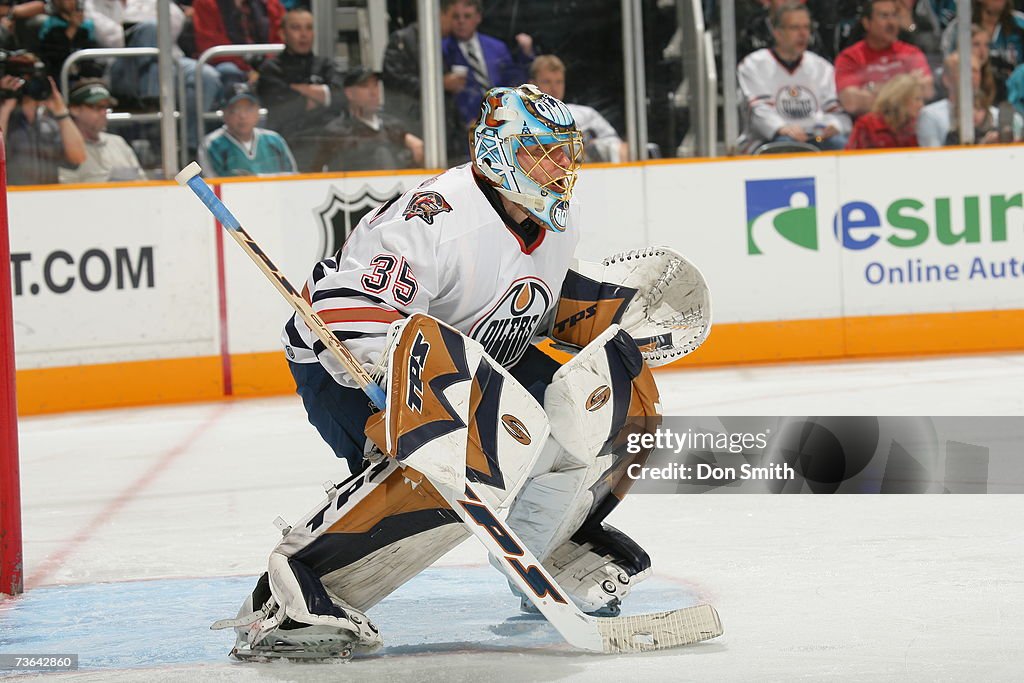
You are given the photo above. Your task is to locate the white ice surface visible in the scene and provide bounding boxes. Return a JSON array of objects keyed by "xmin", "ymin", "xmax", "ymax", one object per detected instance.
[{"xmin": 5, "ymin": 353, "xmax": 1024, "ymax": 681}]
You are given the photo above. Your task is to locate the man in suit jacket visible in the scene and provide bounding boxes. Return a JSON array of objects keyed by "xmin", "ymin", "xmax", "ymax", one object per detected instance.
[{"xmin": 442, "ymin": 0, "xmax": 534, "ymax": 137}]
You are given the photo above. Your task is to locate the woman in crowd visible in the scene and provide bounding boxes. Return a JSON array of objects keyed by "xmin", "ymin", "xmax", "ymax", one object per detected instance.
[
  {"xmin": 942, "ymin": 0, "xmax": 1024, "ymax": 100},
  {"xmin": 846, "ymin": 73, "xmax": 926, "ymax": 149}
]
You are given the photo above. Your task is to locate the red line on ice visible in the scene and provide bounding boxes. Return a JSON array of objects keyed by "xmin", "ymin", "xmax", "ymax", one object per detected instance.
[{"xmin": 22, "ymin": 404, "xmax": 230, "ymax": 590}]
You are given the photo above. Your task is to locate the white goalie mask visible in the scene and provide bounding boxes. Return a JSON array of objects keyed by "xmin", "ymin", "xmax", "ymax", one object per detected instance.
[{"xmin": 470, "ymin": 84, "xmax": 584, "ymax": 232}]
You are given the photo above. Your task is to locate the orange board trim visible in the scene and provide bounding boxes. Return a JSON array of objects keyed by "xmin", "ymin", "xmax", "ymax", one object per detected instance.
[{"xmin": 15, "ymin": 309, "xmax": 1024, "ymax": 415}]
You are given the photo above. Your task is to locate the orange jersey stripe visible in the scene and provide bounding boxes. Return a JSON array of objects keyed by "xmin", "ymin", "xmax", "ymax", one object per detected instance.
[{"xmin": 319, "ymin": 307, "xmax": 404, "ymax": 325}]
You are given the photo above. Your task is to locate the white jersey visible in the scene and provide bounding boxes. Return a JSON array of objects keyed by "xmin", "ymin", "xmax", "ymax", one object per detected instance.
[
  {"xmin": 568, "ymin": 103, "xmax": 624, "ymax": 162},
  {"xmin": 283, "ymin": 163, "xmax": 581, "ymax": 387},
  {"xmin": 737, "ymin": 48, "xmax": 849, "ymax": 151}
]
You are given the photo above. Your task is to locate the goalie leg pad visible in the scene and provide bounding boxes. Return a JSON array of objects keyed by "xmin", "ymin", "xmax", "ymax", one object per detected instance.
[
  {"xmin": 215, "ymin": 458, "xmax": 469, "ymax": 656},
  {"xmin": 506, "ymin": 325, "xmax": 660, "ymax": 575},
  {"xmin": 368, "ymin": 313, "xmax": 551, "ymax": 510},
  {"xmin": 276, "ymin": 458, "xmax": 469, "ymax": 612}
]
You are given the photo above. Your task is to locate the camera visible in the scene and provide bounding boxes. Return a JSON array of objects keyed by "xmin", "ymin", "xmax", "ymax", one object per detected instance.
[{"xmin": 0, "ymin": 49, "xmax": 51, "ymax": 101}]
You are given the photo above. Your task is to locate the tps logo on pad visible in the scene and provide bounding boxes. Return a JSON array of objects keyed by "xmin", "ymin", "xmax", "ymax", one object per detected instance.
[{"xmin": 745, "ymin": 178, "xmax": 818, "ymax": 254}]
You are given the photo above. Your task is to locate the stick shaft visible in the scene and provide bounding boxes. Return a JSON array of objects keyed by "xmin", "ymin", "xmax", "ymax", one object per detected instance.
[{"xmin": 180, "ymin": 170, "xmax": 386, "ymax": 410}]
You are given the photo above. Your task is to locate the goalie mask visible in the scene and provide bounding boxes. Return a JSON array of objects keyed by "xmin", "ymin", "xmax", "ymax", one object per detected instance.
[{"xmin": 471, "ymin": 84, "xmax": 583, "ymax": 233}]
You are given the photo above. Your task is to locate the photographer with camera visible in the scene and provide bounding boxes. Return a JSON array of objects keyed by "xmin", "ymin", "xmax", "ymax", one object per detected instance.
[{"xmin": 0, "ymin": 55, "xmax": 86, "ymax": 184}]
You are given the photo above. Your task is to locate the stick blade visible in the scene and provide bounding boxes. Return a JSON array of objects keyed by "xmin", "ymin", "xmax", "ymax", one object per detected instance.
[{"xmin": 596, "ymin": 603, "xmax": 723, "ymax": 653}]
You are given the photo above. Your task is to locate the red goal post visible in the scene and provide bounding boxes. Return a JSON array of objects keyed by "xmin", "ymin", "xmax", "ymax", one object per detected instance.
[{"xmin": 0, "ymin": 135, "xmax": 23, "ymax": 596}]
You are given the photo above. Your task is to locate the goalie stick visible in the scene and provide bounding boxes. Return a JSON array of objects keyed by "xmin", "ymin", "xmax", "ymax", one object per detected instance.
[{"xmin": 175, "ymin": 162, "xmax": 723, "ymax": 654}]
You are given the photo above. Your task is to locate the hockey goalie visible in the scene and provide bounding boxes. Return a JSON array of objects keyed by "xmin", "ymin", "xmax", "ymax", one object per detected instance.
[{"xmin": 214, "ymin": 84, "xmax": 712, "ymax": 660}]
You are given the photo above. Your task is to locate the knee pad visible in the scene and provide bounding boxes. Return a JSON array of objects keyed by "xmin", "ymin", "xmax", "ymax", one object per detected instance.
[{"xmin": 506, "ymin": 325, "xmax": 661, "ymax": 562}]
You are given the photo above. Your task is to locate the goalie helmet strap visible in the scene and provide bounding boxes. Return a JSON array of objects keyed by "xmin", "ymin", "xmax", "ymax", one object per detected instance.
[{"xmin": 474, "ymin": 173, "xmax": 545, "ymax": 253}]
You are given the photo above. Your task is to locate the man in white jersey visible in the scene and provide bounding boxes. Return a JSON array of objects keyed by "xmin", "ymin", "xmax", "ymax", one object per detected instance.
[
  {"xmin": 217, "ymin": 84, "xmax": 668, "ymax": 660},
  {"xmin": 737, "ymin": 1, "xmax": 850, "ymax": 152}
]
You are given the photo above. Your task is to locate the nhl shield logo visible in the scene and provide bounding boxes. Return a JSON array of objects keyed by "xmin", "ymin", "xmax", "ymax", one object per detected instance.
[
  {"xmin": 314, "ymin": 185, "xmax": 403, "ymax": 260},
  {"xmin": 470, "ymin": 277, "xmax": 552, "ymax": 367}
]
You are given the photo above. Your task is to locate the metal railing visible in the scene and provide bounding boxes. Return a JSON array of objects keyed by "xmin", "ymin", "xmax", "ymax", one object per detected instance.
[
  {"xmin": 622, "ymin": 0, "xmax": 649, "ymax": 161},
  {"xmin": 703, "ymin": 30, "xmax": 718, "ymax": 156},
  {"xmin": 193, "ymin": 44, "xmax": 284, "ymax": 154},
  {"xmin": 720, "ymin": 0, "xmax": 738, "ymax": 155},
  {"xmin": 417, "ymin": 0, "xmax": 446, "ymax": 169},
  {"xmin": 60, "ymin": 47, "xmax": 160, "ymax": 107},
  {"xmin": 678, "ymin": 0, "xmax": 717, "ymax": 157}
]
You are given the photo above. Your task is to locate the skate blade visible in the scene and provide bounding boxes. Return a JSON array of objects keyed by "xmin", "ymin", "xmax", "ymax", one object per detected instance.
[{"xmin": 230, "ymin": 645, "xmax": 353, "ymax": 663}]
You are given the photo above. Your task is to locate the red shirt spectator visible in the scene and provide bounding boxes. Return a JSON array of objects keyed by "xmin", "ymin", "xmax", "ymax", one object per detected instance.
[
  {"xmin": 835, "ymin": 0, "xmax": 934, "ymax": 116},
  {"xmin": 193, "ymin": 0, "xmax": 284, "ymax": 71},
  {"xmin": 834, "ymin": 39, "xmax": 931, "ymax": 93}
]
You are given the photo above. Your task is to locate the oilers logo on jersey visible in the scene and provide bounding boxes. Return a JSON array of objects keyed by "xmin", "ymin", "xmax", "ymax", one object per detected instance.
[
  {"xmin": 776, "ymin": 85, "xmax": 818, "ymax": 120},
  {"xmin": 470, "ymin": 277, "xmax": 552, "ymax": 367}
]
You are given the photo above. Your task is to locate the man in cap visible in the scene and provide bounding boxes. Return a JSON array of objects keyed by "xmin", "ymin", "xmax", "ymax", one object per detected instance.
[
  {"xmin": 199, "ymin": 84, "xmax": 297, "ymax": 177},
  {"xmin": 312, "ymin": 67, "xmax": 423, "ymax": 172},
  {"xmin": 58, "ymin": 79, "xmax": 142, "ymax": 183}
]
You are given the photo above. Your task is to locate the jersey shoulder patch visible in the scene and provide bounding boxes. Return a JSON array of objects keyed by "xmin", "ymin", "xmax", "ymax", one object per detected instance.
[{"xmin": 403, "ymin": 190, "xmax": 453, "ymax": 225}]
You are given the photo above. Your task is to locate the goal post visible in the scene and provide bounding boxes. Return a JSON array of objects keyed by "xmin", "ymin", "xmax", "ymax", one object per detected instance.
[{"xmin": 0, "ymin": 135, "xmax": 23, "ymax": 596}]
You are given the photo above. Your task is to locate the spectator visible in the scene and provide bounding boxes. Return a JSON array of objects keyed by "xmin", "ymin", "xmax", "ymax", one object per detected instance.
[
  {"xmin": 441, "ymin": 0, "xmax": 534, "ymax": 132},
  {"xmin": 37, "ymin": 0, "xmax": 101, "ymax": 81},
  {"xmin": 837, "ymin": 1, "xmax": 951, "ymax": 66},
  {"xmin": 970, "ymin": 22, "xmax": 1001, "ymax": 95},
  {"xmin": 87, "ymin": 0, "xmax": 184, "ymax": 105},
  {"xmin": 0, "ymin": 68, "xmax": 86, "ymax": 184},
  {"xmin": 918, "ymin": 52, "xmax": 1023, "ymax": 144},
  {"xmin": 1009, "ymin": 61, "xmax": 1024, "ymax": 110},
  {"xmin": 256, "ymin": 7, "xmax": 343, "ymax": 172},
  {"xmin": 1, "ymin": 1, "xmax": 48, "ymax": 52},
  {"xmin": 738, "ymin": 0, "xmax": 827, "ymax": 60},
  {"xmin": 199, "ymin": 84, "xmax": 296, "ymax": 176},
  {"xmin": 192, "ymin": 0, "xmax": 284, "ymax": 94},
  {"xmin": 846, "ymin": 73, "xmax": 925, "ymax": 148},
  {"xmin": 58, "ymin": 78, "xmax": 144, "ymax": 182},
  {"xmin": 835, "ymin": 0, "xmax": 934, "ymax": 117},
  {"xmin": 530, "ymin": 54, "xmax": 628, "ymax": 162},
  {"xmin": 933, "ymin": 23, "xmax": 999, "ymax": 100},
  {"xmin": 312, "ymin": 67, "xmax": 423, "ymax": 173},
  {"xmin": 738, "ymin": 2, "xmax": 849, "ymax": 152},
  {"xmin": 942, "ymin": 0, "xmax": 1024, "ymax": 101},
  {"xmin": 381, "ymin": 0, "xmax": 460, "ymax": 138},
  {"xmin": 85, "ymin": 0, "xmax": 220, "ymax": 153}
]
